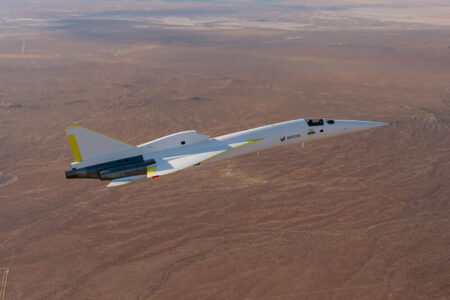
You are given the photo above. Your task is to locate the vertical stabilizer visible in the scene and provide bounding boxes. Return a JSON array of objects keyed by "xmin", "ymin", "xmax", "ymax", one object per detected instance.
[{"xmin": 66, "ymin": 126, "xmax": 135, "ymax": 162}]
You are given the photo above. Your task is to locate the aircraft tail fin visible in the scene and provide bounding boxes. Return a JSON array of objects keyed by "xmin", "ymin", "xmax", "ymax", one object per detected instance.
[{"xmin": 66, "ymin": 126, "xmax": 135, "ymax": 162}]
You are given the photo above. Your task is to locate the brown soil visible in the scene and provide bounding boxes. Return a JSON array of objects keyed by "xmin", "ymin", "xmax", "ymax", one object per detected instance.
[{"xmin": 0, "ymin": 1, "xmax": 449, "ymax": 299}]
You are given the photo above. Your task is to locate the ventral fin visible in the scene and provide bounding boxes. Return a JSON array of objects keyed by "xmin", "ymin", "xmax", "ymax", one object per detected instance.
[{"xmin": 107, "ymin": 175, "xmax": 146, "ymax": 187}]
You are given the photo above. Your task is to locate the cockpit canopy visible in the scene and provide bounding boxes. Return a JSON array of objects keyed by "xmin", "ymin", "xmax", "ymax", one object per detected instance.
[
  {"xmin": 306, "ymin": 118, "xmax": 323, "ymax": 126},
  {"xmin": 306, "ymin": 118, "xmax": 334, "ymax": 126}
]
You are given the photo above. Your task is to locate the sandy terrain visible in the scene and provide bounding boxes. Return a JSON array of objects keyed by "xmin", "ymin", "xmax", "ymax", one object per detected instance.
[{"xmin": 0, "ymin": 1, "xmax": 449, "ymax": 299}]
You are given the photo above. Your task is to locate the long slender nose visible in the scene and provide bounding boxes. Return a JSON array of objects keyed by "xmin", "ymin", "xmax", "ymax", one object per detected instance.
[{"xmin": 335, "ymin": 120, "xmax": 388, "ymax": 133}]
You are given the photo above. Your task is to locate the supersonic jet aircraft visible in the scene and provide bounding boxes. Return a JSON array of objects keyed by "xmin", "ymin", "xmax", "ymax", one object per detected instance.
[{"xmin": 65, "ymin": 118, "xmax": 387, "ymax": 187}]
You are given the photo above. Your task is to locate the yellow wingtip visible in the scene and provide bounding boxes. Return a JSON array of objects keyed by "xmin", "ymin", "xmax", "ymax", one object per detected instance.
[
  {"xmin": 67, "ymin": 134, "xmax": 82, "ymax": 162},
  {"xmin": 147, "ymin": 165, "xmax": 157, "ymax": 176}
]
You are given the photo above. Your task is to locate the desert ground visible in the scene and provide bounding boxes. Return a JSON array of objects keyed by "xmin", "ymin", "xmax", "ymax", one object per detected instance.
[{"xmin": 0, "ymin": 1, "xmax": 449, "ymax": 299}]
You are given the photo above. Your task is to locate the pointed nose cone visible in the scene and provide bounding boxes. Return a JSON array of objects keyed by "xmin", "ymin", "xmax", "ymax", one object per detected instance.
[{"xmin": 337, "ymin": 120, "xmax": 388, "ymax": 133}]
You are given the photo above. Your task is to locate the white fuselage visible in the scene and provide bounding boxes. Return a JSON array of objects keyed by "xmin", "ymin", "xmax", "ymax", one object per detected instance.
[{"xmin": 138, "ymin": 118, "xmax": 386, "ymax": 166}]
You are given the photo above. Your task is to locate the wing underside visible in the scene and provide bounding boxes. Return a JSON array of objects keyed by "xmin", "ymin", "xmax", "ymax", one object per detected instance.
[
  {"xmin": 147, "ymin": 138, "xmax": 263, "ymax": 178},
  {"xmin": 107, "ymin": 138, "xmax": 263, "ymax": 187}
]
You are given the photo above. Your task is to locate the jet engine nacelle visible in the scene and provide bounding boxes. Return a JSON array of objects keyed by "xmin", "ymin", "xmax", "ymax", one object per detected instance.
[{"xmin": 65, "ymin": 155, "xmax": 155, "ymax": 180}]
